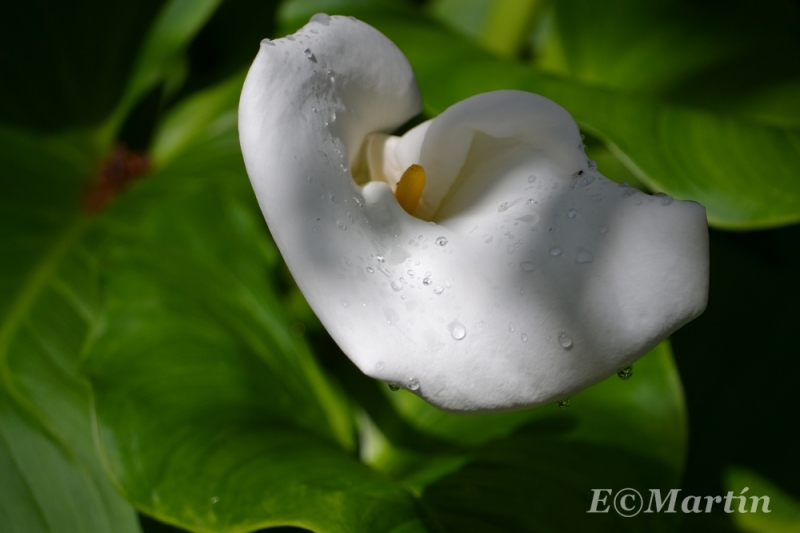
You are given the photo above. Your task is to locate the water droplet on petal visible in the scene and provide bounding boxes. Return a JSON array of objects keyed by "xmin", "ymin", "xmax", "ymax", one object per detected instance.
[
  {"xmin": 375, "ymin": 361, "xmax": 385, "ymax": 371},
  {"xmin": 391, "ymin": 281, "xmax": 403, "ymax": 291},
  {"xmin": 211, "ymin": 497, "xmax": 219, "ymax": 504},
  {"xmin": 388, "ymin": 384, "xmax": 400, "ymax": 392},
  {"xmin": 261, "ymin": 38, "xmax": 275, "ymax": 46},
  {"xmin": 337, "ymin": 220, "xmax": 347, "ymax": 231},
  {"xmin": 654, "ymin": 192, "xmax": 674, "ymax": 205},
  {"xmin": 376, "ymin": 255, "xmax": 385, "ymax": 263},
  {"xmin": 509, "ymin": 322, "xmax": 516, "ymax": 332},
  {"xmin": 557, "ymin": 399, "xmax": 571, "ymax": 409},
  {"xmin": 550, "ymin": 247, "xmax": 563, "ymax": 257},
  {"xmin": 528, "ymin": 175, "xmax": 537, "ymax": 183},
  {"xmin": 617, "ymin": 366, "xmax": 633, "ymax": 380},
  {"xmin": 568, "ymin": 208, "xmax": 577, "ymax": 219},
  {"xmin": 588, "ymin": 159, "xmax": 598, "ymax": 171},
  {"xmin": 448, "ymin": 321, "xmax": 466, "ymax": 340},
  {"xmin": 600, "ymin": 224, "xmax": 609, "ymax": 234},
  {"xmin": 366, "ymin": 267, "xmax": 374, "ymax": 273},
  {"xmin": 422, "ymin": 277, "xmax": 432, "ymax": 285},
  {"xmin": 407, "ymin": 378, "xmax": 420, "ymax": 391},
  {"xmin": 520, "ymin": 261, "xmax": 535, "ymax": 271},
  {"xmin": 558, "ymin": 332, "xmax": 573, "ymax": 349},
  {"xmin": 498, "ymin": 202, "xmax": 510, "ymax": 212},
  {"xmin": 435, "ymin": 236, "xmax": 448, "ymax": 246},
  {"xmin": 310, "ymin": 12, "xmax": 331, "ymax": 25},
  {"xmin": 303, "ymin": 48, "xmax": 315, "ymax": 61},
  {"xmin": 521, "ymin": 333, "xmax": 528, "ymax": 341},
  {"xmin": 433, "ymin": 286, "xmax": 444, "ymax": 295},
  {"xmin": 575, "ymin": 249, "xmax": 594, "ymax": 264}
]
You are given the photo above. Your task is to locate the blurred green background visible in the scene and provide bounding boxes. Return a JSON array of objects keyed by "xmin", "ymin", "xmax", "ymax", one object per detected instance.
[{"xmin": 1, "ymin": 1, "xmax": 799, "ymax": 532}]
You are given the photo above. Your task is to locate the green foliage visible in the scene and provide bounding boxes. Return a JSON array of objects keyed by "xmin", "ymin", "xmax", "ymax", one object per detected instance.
[{"xmin": 1, "ymin": 0, "xmax": 799, "ymax": 532}]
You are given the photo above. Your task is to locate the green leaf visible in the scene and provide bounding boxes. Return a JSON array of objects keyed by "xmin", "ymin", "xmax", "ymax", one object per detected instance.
[
  {"xmin": 725, "ymin": 468, "xmax": 800, "ymax": 533},
  {"xmin": 0, "ymin": 126, "xmax": 141, "ymax": 532},
  {"xmin": 536, "ymin": 0, "xmax": 800, "ymax": 127},
  {"xmin": 430, "ymin": 0, "xmax": 545, "ymax": 59},
  {"xmin": 150, "ymin": 69, "xmax": 245, "ymax": 166},
  {"xmin": 281, "ymin": 3, "xmax": 800, "ymax": 229},
  {"xmin": 98, "ymin": 0, "xmax": 225, "ymax": 147},
  {"xmin": 82, "ymin": 108, "xmax": 432, "ymax": 532}
]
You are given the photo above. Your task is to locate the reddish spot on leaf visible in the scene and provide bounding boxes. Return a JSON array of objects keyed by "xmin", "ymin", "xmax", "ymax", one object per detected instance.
[{"xmin": 84, "ymin": 144, "xmax": 150, "ymax": 212}]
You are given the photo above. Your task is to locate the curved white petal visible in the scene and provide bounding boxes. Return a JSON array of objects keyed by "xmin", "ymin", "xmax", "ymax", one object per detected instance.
[{"xmin": 239, "ymin": 16, "xmax": 709, "ymax": 412}]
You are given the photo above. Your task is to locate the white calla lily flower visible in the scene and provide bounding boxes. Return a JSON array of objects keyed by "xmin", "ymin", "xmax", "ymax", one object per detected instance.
[{"xmin": 239, "ymin": 15, "xmax": 709, "ymax": 412}]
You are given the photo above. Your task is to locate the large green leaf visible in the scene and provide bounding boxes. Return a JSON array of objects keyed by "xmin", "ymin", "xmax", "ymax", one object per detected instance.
[
  {"xmin": 81, "ymin": 82, "xmax": 429, "ymax": 532},
  {"xmin": 281, "ymin": 2, "xmax": 800, "ymax": 229},
  {"xmin": 0, "ymin": 126, "xmax": 141, "ymax": 532},
  {"xmin": 535, "ymin": 0, "xmax": 800, "ymax": 128}
]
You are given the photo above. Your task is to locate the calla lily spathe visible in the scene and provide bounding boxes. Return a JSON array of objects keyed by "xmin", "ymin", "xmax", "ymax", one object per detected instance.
[{"xmin": 238, "ymin": 15, "xmax": 709, "ymax": 412}]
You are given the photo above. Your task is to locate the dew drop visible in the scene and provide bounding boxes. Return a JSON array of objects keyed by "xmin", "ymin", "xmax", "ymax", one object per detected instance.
[
  {"xmin": 568, "ymin": 208, "xmax": 577, "ymax": 219},
  {"xmin": 617, "ymin": 365, "xmax": 633, "ymax": 380},
  {"xmin": 211, "ymin": 497, "xmax": 219, "ymax": 504},
  {"xmin": 558, "ymin": 332, "xmax": 573, "ymax": 349},
  {"xmin": 509, "ymin": 323, "xmax": 516, "ymax": 332},
  {"xmin": 557, "ymin": 399, "xmax": 571, "ymax": 409},
  {"xmin": 391, "ymin": 281, "xmax": 403, "ymax": 291},
  {"xmin": 435, "ymin": 236, "xmax": 448, "ymax": 247},
  {"xmin": 310, "ymin": 12, "xmax": 331, "ymax": 25},
  {"xmin": 407, "ymin": 378, "xmax": 420, "ymax": 391},
  {"xmin": 376, "ymin": 255, "xmax": 385, "ymax": 263},
  {"xmin": 375, "ymin": 361, "xmax": 385, "ymax": 371},
  {"xmin": 388, "ymin": 384, "xmax": 400, "ymax": 392},
  {"xmin": 654, "ymin": 192, "xmax": 674, "ymax": 205},
  {"xmin": 303, "ymin": 48, "xmax": 315, "ymax": 60},
  {"xmin": 337, "ymin": 220, "xmax": 347, "ymax": 231},
  {"xmin": 340, "ymin": 299, "xmax": 350, "ymax": 308},
  {"xmin": 407, "ymin": 270, "xmax": 414, "ymax": 277},
  {"xmin": 433, "ymin": 286, "xmax": 444, "ymax": 295},
  {"xmin": 600, "ymin": 224, "xmax": 609, "ymax": 234},
  {"xmin": 448, "ymin": 321, "xmax": 467, "ymax": 340},
  {"xmin": 520, "ymin": 261, "xmax": 535, "ymax": 271},
  {"xmin": 588, "ymin": 159, "xmax": 598, "ymax": 171},
  {"xmin": 498, "ymin": 202, "xmax": 510, "ymax": 212},
  {"xmin": 521, "ymin": 333, "xmax": 528, "ymax": 342},
  {"xmin": 528, "ymin": 175, "xmax": 536, "ymax": 183},
  {"xmin": 575, "ymin": 249, "xmax": 594, "ymax": 264},
  {"xmin": 422, "ymin": 277, "xmax": 432, "ymax": 285},
  {"xmin": 549, "ymin": 247, "xmax": 563, "ymax": 257}
]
